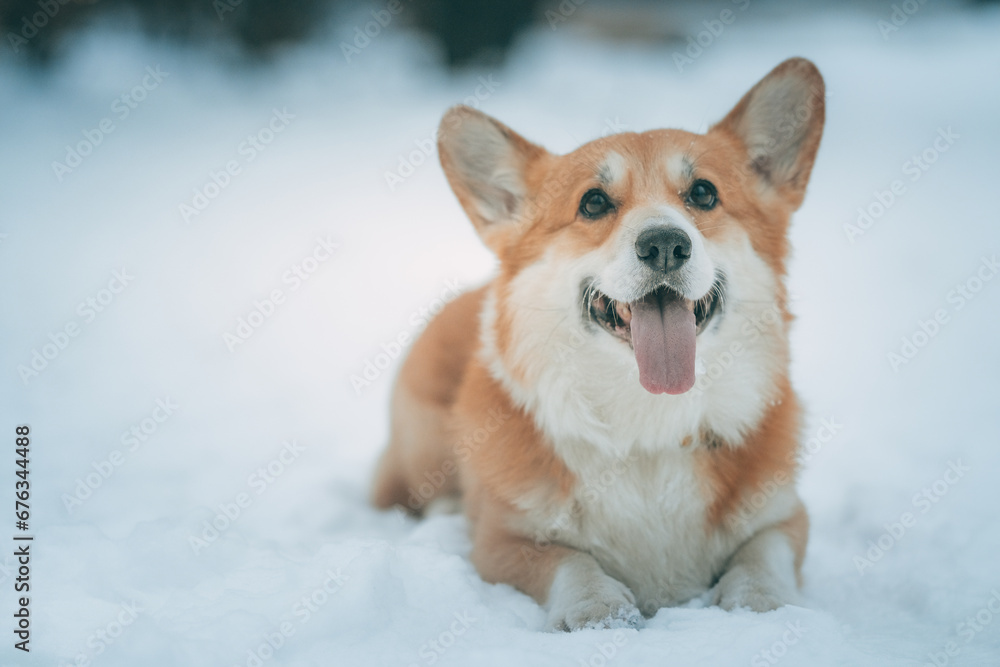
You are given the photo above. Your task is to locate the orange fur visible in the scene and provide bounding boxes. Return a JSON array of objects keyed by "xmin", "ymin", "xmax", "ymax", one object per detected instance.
[
  {"xmin": 370, "ymin": 287, "xmax": 484, "ymax": 512},
  {"xmin": 697, "ymin": 375, "xmax": 801, "ymax": 528}
]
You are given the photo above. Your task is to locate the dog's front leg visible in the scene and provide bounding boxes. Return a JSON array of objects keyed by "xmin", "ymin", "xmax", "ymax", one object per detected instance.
[
  {"xmin": 712, "ymin": 503, "xmax": 808, "ymax": 612},
  {"xmin": 544, "ymin": 551, "xmax": 643, "ymax": 631},
  {"xmin": 471, "ymin": 511, "xmax": 642, "ymax": 631}
]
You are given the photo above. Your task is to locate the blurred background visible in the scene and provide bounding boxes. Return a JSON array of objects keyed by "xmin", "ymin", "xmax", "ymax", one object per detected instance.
[
  {"xmin": 3, "ymin": 0, "xmax": 997, "ymax": 67},
  {"xmin": 2, "ymin": 1, "xmax": 1000, "ymax": 666}
]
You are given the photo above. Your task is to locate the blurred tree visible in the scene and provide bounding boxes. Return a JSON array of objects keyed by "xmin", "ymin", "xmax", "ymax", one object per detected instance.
[
  {"xmin": 410, "ymin": 0, "xmax": 541, "ymax": 66},
  {"xmin": 0, "ymin": 0, "xmax": 335, "ymax": 63},
  {"xmin": 127, "ymin": 0, "xmax": 330, "ymax": 54},
  {"xmin": 0, "ymin": 0, "xmax": 543, "ymax": 66}
]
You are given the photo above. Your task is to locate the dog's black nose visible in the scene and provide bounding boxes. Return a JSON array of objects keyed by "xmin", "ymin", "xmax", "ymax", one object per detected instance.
[{"xmin": 635, "ymin": 227, "xmax": 692, "ymax": 273}]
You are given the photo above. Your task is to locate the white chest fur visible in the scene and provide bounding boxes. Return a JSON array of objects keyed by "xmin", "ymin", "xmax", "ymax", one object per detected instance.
[{"xmin": 520, "ymin": 443, "xmax": 738, "ymax": 612}]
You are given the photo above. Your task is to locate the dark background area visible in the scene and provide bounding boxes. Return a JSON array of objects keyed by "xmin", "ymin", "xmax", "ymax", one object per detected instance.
[
  {"xmin": 5, "ymin": 0, "xmax": 996, "ymax": 69},
  {"xmin": 2, "ymin": 0, "xmax": 541, "ymax": 66}
]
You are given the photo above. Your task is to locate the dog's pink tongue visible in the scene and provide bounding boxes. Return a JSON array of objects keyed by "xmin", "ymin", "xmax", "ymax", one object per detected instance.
[{"xmin": 629, "ymin": 290, "xmax": 696, "ymax": 395}]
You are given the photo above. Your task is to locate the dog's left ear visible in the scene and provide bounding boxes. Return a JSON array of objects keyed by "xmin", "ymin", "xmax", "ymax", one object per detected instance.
[
  {"xmin": 713, "ymin": 57, "xmax": 825, "ymax": 210},
  {"xmin": 438, "ymin": 105, "xmax": 547, "ymax": 253}
]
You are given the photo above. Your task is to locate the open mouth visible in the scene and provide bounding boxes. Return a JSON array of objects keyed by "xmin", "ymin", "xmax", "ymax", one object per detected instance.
[{"xmin": 583, "ymin": 277, "xmax": 725, "ymax": 395}]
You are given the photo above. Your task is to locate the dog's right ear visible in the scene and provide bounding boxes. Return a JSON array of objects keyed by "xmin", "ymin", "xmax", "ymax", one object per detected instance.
[{"xmin": 437, "ymin": 106, "xmax": 547, "ymax": 252}]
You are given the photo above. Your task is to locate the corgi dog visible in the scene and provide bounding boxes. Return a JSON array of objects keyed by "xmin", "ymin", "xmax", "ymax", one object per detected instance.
[{"xmin": 372, "ymin": 58, "xmax": 825, "ymax": 630}]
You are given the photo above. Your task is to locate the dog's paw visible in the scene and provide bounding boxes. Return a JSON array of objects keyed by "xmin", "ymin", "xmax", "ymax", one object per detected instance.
[
  {"xmin": 547, "ymin": 576, "xmax": 643, "ymax": 631},
  {"xmin": 711, "ymin": 566, "xmax": 797, "ymax": 613}
]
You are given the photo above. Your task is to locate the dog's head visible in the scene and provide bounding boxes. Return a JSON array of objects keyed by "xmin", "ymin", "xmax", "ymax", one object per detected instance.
[{"xmin": 438, "ymin": 59, "xmax": 824, "ymax": 440}]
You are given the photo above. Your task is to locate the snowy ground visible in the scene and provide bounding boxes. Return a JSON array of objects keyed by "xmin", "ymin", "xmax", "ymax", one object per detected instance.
[{"xmin": 2, "ymin": 1, "xmax": 1000, "ymax": 665}]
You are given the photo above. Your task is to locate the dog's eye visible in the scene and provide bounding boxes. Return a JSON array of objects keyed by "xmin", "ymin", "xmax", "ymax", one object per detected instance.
[
  {"xmin": 579, "ymin": 189, "xmax": 613, "ymax": 219},
  {"xmin": 687, "ymin": 180, "xmax": 718, "ymax": 210}
]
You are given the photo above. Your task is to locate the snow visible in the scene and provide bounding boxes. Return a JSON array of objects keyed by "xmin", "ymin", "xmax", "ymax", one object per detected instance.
[{"xmin": 2, "ymin": 1, "xmax": 1000, "ymax": 665}]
